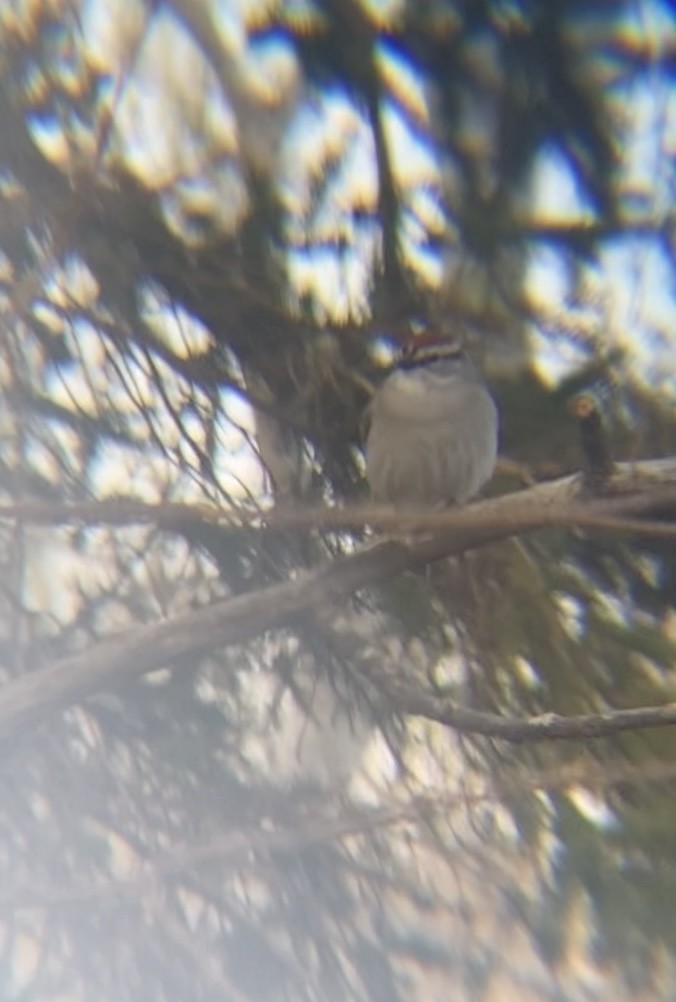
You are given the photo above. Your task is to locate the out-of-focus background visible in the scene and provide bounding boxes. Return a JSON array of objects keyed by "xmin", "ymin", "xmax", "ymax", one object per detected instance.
[{"xmin": 2, "ymin": 1, "xmax": 676, "ymax": 998}]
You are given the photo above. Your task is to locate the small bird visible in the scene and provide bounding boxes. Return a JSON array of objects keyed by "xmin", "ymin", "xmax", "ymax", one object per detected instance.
[{"xmin": 365, "ymin": 331, "xmax": 498, "ymax": 507}]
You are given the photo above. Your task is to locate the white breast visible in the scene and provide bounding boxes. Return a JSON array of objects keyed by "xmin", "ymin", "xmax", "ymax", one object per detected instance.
[{"xmin": 365, "ymin": 365, "xmax": 498, "ymax": 506}]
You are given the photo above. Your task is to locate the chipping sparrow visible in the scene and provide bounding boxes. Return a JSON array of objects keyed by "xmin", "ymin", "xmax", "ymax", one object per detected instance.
[{"xmin": 365, "ymin": 333, "xmax": 498, "ymax": 506}]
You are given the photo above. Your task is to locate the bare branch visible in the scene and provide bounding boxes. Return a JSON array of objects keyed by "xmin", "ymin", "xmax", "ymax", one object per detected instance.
[
  {"xmin": 1, "ymin": 456, "xmax": 675, "ymax": 747},
  {"xmin": 3, "ymin": 758, "xmax": 676, "ymax": 912},
  {"xmin": 2, "ymin": 456, "xmax": 676, "ymax": 537},
  {"xmin": 373, "ymin": 674, "xmax": 676, "ymax": 742}
]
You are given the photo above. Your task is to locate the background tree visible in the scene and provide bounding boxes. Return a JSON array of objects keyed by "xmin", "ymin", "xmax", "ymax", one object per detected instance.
[{"xmin": 2, "ymin": 0, "xmax": 676, "ymax": 998}]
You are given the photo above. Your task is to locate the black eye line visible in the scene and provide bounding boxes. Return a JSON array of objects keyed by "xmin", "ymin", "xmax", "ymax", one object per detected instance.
[{"xmin": 399, "ymin": 345, "xmax": 464, "ymax": 367}]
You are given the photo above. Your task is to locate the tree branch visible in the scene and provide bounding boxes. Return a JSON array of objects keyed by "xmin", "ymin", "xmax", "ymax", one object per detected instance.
[
  {"xmin": 2, "ymin": 457, "xmax": 676, "ymax": 537},
  {"xmin": 1, "ymin": 457, "xmax": 676, "ymax": 747},
  {"xmin": 374, "ymin": 674, "xmax": 676, "ymax": 742},
  {"xmin": 3, "ymin": 758, "xmax": 676, "ymax": 911}
]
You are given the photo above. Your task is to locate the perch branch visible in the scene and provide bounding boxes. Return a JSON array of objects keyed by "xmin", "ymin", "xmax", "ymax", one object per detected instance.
[{"xmin": 1, "ymin": 457, "xmax": 676, "ymax": 746}]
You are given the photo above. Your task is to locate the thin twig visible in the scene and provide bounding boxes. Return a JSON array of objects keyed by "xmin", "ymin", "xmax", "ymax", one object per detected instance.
[{"xmin": 2, "ymin": 757, "xmax": 676, "ymax": 912}]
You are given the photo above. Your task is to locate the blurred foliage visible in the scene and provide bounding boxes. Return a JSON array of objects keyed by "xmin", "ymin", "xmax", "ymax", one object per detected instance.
[{"xmin": 1, "ymin": 0, "xmax": 676, "ymax": 999}]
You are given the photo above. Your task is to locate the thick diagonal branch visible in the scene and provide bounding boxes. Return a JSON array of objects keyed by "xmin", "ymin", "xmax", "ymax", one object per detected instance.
[{"xmin": 1, "ymin": 457, "xmax": 676, "ymax": 746}]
